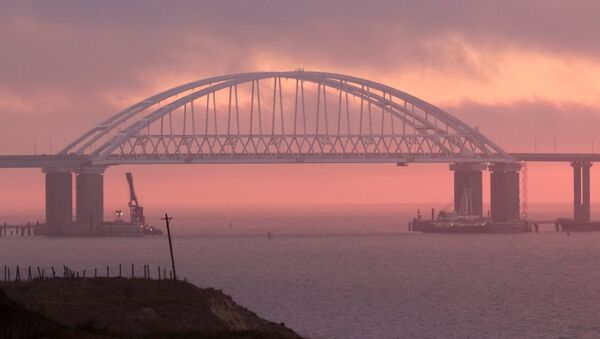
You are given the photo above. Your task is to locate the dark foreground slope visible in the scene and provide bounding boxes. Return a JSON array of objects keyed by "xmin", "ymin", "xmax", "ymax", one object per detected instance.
[{"xmin": 0, "ymin": 278, "xmax": 302, "ymax": 339}]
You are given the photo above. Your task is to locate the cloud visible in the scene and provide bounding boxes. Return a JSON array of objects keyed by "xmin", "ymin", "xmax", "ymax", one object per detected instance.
[
  {"xmin": 448, "ymin": 100, "xmax": 600, "ymax": 153},
  {"xmin": 1, "ymin": 0, "xmax": 599, "ymax": 155}
]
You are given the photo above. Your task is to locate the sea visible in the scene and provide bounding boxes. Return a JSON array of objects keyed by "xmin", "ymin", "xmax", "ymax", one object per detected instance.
[{"xmin": 2, "ymin": 203, "xmax": 600, "ymax": 339}]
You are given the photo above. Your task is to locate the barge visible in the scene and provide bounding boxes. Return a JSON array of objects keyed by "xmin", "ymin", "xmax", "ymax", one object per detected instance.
[
  {"xmin": 409, "ymin": 210, "xmax": 531, "ymax": 233},
  {"xmin": 409, "ymin": 189, "xmax": 531, "ymax": 233}
]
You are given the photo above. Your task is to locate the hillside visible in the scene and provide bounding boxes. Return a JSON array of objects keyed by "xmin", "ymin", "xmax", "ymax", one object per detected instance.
[{"xmin": 0, "ymin": 278, "xmax": 302, "ymax": 339}]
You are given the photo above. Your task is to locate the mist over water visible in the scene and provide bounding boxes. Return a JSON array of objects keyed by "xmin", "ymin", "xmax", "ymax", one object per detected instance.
[{"xmin": 2, "ymin": 203, "xmax": 600, "ymax": 338}]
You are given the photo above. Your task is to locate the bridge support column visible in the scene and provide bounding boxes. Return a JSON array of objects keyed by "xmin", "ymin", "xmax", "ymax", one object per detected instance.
[
  {"xmin": 76, "ymin": 167, "xmax": 105, "ymax": 227},
  {"xmin": 449, "ymin": 163, "xmax": 485, "ymax": 216},
  {"xmin": 572, "ymin": 161, "xmax": 592, "ymax": 222},
  {"xmin": 44, "ymin": 168, "xmax": 73, "ymax": 234},
  {"xmin": 490, "ymin": 163, "xmax": 521, "ymax": 222}
]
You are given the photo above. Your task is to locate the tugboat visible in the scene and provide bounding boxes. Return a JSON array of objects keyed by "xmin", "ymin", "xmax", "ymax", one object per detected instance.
[{"xmin": 410, "ymin": 189, "xmax": 530, "ymax": 233}]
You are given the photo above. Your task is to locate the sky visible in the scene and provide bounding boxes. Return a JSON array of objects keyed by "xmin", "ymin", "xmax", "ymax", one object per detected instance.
[{"xmin": 1, "ymin": 1, "xmax": 600, "ymax": 217}]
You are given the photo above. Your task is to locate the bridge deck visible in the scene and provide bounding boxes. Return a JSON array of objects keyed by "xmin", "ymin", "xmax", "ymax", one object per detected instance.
[
  {"xmin": 0, "ymin": 155, "xmax": 91, "ymax": 169},
  {"xmin": 510, "ymin": 153, "xmax": 600, "ymax": 162},
  {"xmin": 0, "ymin": 153, "xmax": 599, "ymax": 169}
]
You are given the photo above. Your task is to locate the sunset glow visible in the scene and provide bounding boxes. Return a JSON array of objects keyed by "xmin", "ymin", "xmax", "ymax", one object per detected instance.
[{"xmin": 2, "ymin": 1, "xmax": 600, "ymax": 215}]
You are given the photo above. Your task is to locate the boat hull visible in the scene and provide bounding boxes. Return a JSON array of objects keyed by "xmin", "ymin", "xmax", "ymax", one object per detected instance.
[{"xmin": 411, "ymin": 220, "xmax": 531, "ymax": 233}]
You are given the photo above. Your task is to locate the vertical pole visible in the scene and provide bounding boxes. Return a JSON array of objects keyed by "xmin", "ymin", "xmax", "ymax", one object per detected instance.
[
  {"xmin": 573, "ymin": 162, "xmax": 582, "ymax": 222},
  {"xmin": 271, "ymin": 77, "xmax": 277, "ymax": 135},
  {"xmin": 183, "ymin": 103, "xmax": 187, "ymax": 136},
  {"xmin": 191, "ymin": 100, "xmax": 196, "ymax": 137},
  {"xmin": 278, "ymin": 77, "xmax": 285, "ymax": 135},
  {"xmin": 257, "ymin": 80, "xmax": 263, "ymax": 136},
  {"xmin": 162, "ymin": 213, "xmax": 177, "ymax": 280},
  {"xmin": 337, "ymin": 83, "xmax": 342, "ymax": 137},
  {"xmin": 234, "ymin": 85, "xmax": 240, "ymax": 137},
  {"xmin": 227, "ymin": 87, "xmax": 232, "ymax": 136},
  {"xmin": 301, "ymin": 80, "xmax": 307, "ymax": 138},
  {"xmin": 323, "ymin": 84, "xmax": 329, "ymax": 135},
  {"xmin": 293, "ymin": 78, "xmax": 299, "ymax": 135},
  {"xmin": 315, "ymin": 83, "xmax": 321, "ymax": 135},
  {"xmin": 583, "ymin": 162, "xmax": 592, "ymax": 222},
  {"xmin": 250, "ymin": 81, "xmax": 255, "ymax": 136},
  {"xmin": 212, "ymin": 90, "xmax": 218, "ymax": 135}
]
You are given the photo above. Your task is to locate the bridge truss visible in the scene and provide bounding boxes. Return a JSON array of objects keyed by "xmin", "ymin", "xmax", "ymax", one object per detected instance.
[{"xmin": 60, "ymin": 71, "xmax": 512, "ymax": 165}]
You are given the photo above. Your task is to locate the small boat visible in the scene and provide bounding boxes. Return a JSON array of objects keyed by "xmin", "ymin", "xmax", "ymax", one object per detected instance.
[{"xmin": 142, "ymin": 225, "xmax": 163, "ymax": 235}]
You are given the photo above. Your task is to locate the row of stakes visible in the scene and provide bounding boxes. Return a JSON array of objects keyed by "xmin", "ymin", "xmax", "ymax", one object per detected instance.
[
  {"xmin": 1, "ymin": 222, "xmax": 37, "ymax": 237},
  {"xmin": 2, "ymin": 214, "xmax": 179, "ymax": 286},
  {"xmin": 2, "ymin": 264, "xmax": 179, "ymax": 283}
]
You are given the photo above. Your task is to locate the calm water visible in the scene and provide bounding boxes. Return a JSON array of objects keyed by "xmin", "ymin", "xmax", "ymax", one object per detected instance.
[{"xmin": 2, "ymin": 204, "xmax": 600, "ymax": 338}]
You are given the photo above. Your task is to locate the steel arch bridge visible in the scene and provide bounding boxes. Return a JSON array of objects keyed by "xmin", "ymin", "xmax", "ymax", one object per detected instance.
[{"xmin": 60, "ymin": 71, "xmax": 513, "ymax": 165}]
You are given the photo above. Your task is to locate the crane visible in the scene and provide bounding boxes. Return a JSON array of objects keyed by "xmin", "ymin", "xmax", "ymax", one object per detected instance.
[{"xmin": 126, "ymin": 172, "xmax": 145, "ymax": 225}]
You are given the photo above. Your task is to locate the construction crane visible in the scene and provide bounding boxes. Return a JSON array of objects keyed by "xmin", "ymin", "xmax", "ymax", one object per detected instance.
[{"xmin": 126, "ymin": 172, "xmax": 145, "ymax": 225}]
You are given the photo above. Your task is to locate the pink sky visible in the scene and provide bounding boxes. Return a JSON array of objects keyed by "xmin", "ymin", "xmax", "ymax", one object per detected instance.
[{"xmin": 1, "ymin": 1, "xmax": 600, "ymax": 215}]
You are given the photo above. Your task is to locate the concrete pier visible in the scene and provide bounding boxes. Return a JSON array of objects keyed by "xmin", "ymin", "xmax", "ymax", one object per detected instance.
[
  {"xmin": 572, "ymin": 161, "xmax": 592, "ymax": 222},
  {"xmin": 44, "ymin": 168, "xmax": 72, "ymax": 234},
  {"xmin": 450, "ymin": 163, "xmax": 485, "ymax": 216},
  {"xmin": 490, "ymin": 163, "xmax": 521, "ymax": 222},
  {"xmin": 76, "ymin": 167, "xmax": 105, "ymax": 227}
]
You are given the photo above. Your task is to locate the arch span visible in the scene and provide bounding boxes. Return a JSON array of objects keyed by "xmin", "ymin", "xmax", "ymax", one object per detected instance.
[{"xmin": 60, "ymin": 71, "xmax": 513, "ymax": 165}]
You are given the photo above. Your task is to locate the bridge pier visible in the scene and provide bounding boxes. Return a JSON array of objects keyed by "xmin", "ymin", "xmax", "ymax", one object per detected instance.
[
  {"xmin": 450, "ymin": 163, "xmax": 485, "ymax": 216},
  {"xmin": 44, "ymin": 168, "xmax": 73, "ymax": 234},
  {"xmin": 76, "ymin": 167, "xmax": 105, "ymax": 227},
  {"xmin": 490, "ymin": 163, "xmax": 521, "ymax": 222},
  {"xmin": 572, "ymin": 161, "xmax": 592, "ymax": 222}
]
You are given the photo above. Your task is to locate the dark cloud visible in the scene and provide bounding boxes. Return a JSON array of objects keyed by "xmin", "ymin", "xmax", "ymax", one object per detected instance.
[
  {"xmin": 1, "ymin": 0, "xmax": 599, "ymax": 154},
  {"xmin": 2, "ymin": 0, "xmax": 599, "ymax": 92}
]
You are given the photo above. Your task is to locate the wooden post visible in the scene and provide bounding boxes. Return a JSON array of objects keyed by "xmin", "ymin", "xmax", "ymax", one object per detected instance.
[{"xmin": 162, "ymin": 213, "xmax": 177, "ymax": 280}]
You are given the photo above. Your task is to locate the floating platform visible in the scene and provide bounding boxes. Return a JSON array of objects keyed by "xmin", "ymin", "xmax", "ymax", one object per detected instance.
[
  {"xmin": 409, "ymin": 210, "xmax": 531, "ymax": 234},
  {"xmin": 33, "ymin": 222, "xmax": 163, "ymax": 237},
  {"xmin": 411, "ymin": 220, "xmax": 531, "ymax": 233},
  {"xmin": 555, "ymin": 218, "xmax": 600, "ymax": 232}
]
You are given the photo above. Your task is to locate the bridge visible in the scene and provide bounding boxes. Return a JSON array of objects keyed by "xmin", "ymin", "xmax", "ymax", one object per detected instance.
[{"xmin": 0, "ymin": 71, "xmax": 595, "ymax": 234}]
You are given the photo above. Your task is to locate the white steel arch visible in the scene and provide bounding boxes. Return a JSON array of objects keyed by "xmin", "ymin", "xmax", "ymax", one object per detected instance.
[{"xmin": 60, "ymin": 71, "xmax": 513, "ymax": 165}]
